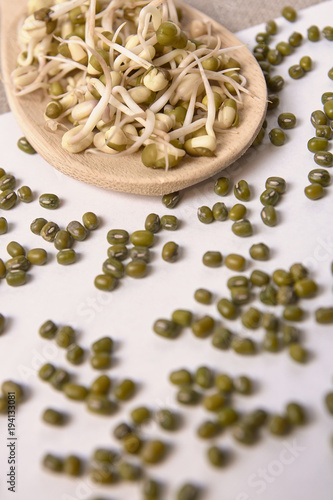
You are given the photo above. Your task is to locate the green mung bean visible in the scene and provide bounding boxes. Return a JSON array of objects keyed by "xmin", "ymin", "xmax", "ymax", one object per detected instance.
[
  {"xmin": 315, "ymin": 125, "xmax": 332, "ymax": 139},
  {"xmin": 171, "ymin": 309, "xmax": 193, "ymax": 327},
  {"xmin": 194, "ymin": 288, "xmax": 212, "ymax": 304},
  {"xmin": 234, "ymin": 180, "xmax": 251, "ymax": 201},
  {"xmin": 160, "ymin": 214, "xmax": 179, "ymax": 230},
  {"xmin": 231, "ymin": 219, "xmax": 253, "ymax": 237},
  {"xmin": 294, "ymin": 278, "xmax": 317, "ymax": 297},
  {"xmin": 42, "ymin": 408, "xmax": 66, "ymax": 426},
  {"xmin": 0, "ymin": 174, "xmax": 15, "ymax": 191},
  {"xmin": 308, "ymin": 169, "xmax": 330, "ymax": 186},
  {"xmin": 27, "ymin": 248, "xmax": 48, "ymax": 265},
  {"xmin": 17, "ymin": 185, "xmax": 33, "ymax": 203},
  {"xmin": 0, "ymin": 216, "xmax": 8, "ymax": 235},
  {"xmin": 308, "ymin": 137, "xmax": 329, "ymax": 153},
  {"xmin": 197, "ymin": 206, "xmax": 214, "ymax": 224},
  {"xmin": 260, "ymin": 188, "xmax": 280, "ymax": 206},
  {"xmin": 308, "ymin": 25, "xmax": 320, "ymax": 41},
  {"xmin": 315, "ymin": 307, "xmax": 333, "ymax": 323},
  {"xmin": 94, "ymin": 274, "xmax": 117, "ymax": 291},
  {"xmin": 234, "ymin": 375, "xmax": 252, "ymax": 394},
  {"xmin": 277, "ymin": 114, "xmax": 296, "ymax": 130},
  {"xmin": 177, "ymin": 483, "xmax": 200, "ymax": 500},
  {"xmin": 232, "ymin": 423, "xmax": 257, "ymax": 445},
  {"xmin": 231, "ymin": 337, "xmax": 256, "ymax": 355},
  {"xmin": 153, "ymin": 319, "xmax": 179, "ymax": 339},
  {"xmin": 130, "ymin": 406, "xmax": 151, "ymax": 425},
  {"xmin": 162, "ymin": 191, "xmax": 181, "ymax": 208},
  {"xmin": 276, "ymin": 42, "xmax": 292, "ymax": 56},
  {"xmin": 90, "ymin": 352, "xmax": 112, "ymax": 370},
  {"xmin": 114, "ymin": 379, "xmax": 135, "ymax": 400},
  {"xmin": 30, "ymin": 217, "xmax": 47, "ymax": 235},
  {"xmin": 261, "ymin": 206, "xmax": 277, "ymax": 226},
  {"xmin": 49, "ymin": 369, "xmax": 70, "ymax": 390},
  {"xmin": 6, "ymin": 256, "xmax": 30, "ymax": 272},
  {"xmin": 314, "ymin": 151, "xmax": 333, "ymax": 168},
  {"xmin": 225, "ymin": 253, "xmax": 246, "ymax": 271},
  {"xmin": 250, "ymin": 269, "xmax": 270, "ymax": 287},
  {"xmin": 1, "ymin": 380, "xmax": 24, "ymax": 402},
  {"xmin": 40, "ymin": 221, "xmax": 59, "ymax": 242},
  {"xmin": 39, "ymin": 193, "xmax": 59, "ymax": 210},
  {"xmin": 272, "ymin": 269, "xmax": 293, "ymax": 286},
  {"xmin": 300, "ymin": 56, "xmax": 312, "ymax": 72},
  {"xmin": 130, "ymin": 230, "xmax": 154, "ymax": 247},
  {"xmin": 289, "ymin": 343, "xmax": 307, "ymax": 363},
  {"xmin": 241, "ymin": 307, "xmax": 262, "ymax": 329},
  {"xmin": 17, "ymin": 137, "xmax": 36, "ymax": 154},
  {"xmin": 177, "ymin": 386, "xmax": 200, "ymax": 405},
  {"xmin": 145, "ymin": 213, "xmax": 161, "ymax": 233},
  {"xmin": 82, "ymin": 212, "xmax": 99, "ymax": 230},
  {"xmin": 43, "ymin": 453, "xmax": 63, "ymax": 473},
  {"xmin": 86, "ymin": 395, "xmax": 116, "ymax": 415},
  {"xmin": 38, "ymin": 363, "xmax": 56, "ymax": 381},
  {"xmin": 282, "ymin": 325, "xmax": 300, "ymax": 344},
  {"xmin": 286, "ymin": 402, "xmax": 306, "ymax": 425},
  {"xmin": 39, "ymin": 320, "xmax": 57, "ymax": 339},
  {"xmin": 288, "ymin": 31, "xmax": 303, "ymax": 46},
  {"xmin": 195, "ymin": 366, "xmax": 214, "ymax": 389},
  {"xmin": 143, "ymin": 478, "xmax": 161, "ymax": 499},
  {"xmin": 203, "ymin": 392, "xmax": 225, "ymax": 412},
  {"xmin": 207, "ymin": 446, "xmax": 226, "ymax": 467},
  {"xmin": 283, "ymin": 305, "xmax": 304, "ymax": 321},
  {"xmin": 230, "ymin": 286, "xmax": 251, "ymax": 305},
  {"xmin": 107, "ymin": 244, "xmax": 128, "ymax": 261},
  {"xmin": 103, "ymin": 257, "xmax": 124, "ymax": 278},
  {"xmin": 211, "ymin": 327, "xmax": 233, "ymax": 350},
  {"xmin": 6, "ymin": 270, "xmax": 26, "ymax": 286},
  {"xmin": 269, "ymin": 128, "xmax": 285, "ymax": 146},
  {"xmin": 304, "ymin": 183, "xmax": 324, "ymax": 200},
  {"xmin": 269, "ymin": 414, "xmax": 290, "ymax": 435},
  {"xmin": 290, "ymin": 262, "xmax": 308, "ymax": 281},
  {"xmin": 323, "ymin": 26, "xmax": 333, "ymax": 41},
  {"xmin": 7, "ymin": 241, "xmax": 25, "ymax": 257},
  {"xmin": 64, "ymin": 455, "xmax": 82, "ymax": 476},
  {"xmin": 0, "ymin": 190, "xmax": 17, "ymax": 210},
  {"xmin": 107, "ymin": 229, "xmax": 129, "ymax": 245},
  {"xmin": 282, "ymin": 6, "xmax": 297, "ymax": 22},
  {"xmin": 249, "ymin": 243, "xmax": 270, "ymax": 261},
  {"xmin": 202, "ymin": 250, "xmax": 223, "ymax": 267},
  {"xmin": 214, "ymin": 176, "xmax": 230, "ymax": 196},
  {"xmin": 217, "ymin": 407, "xmax": 239, "ymax": 426},
  {"xmin": 197, "ymin": 420, "xmax": 220, "ymax": 439},
  {"xmin": 91, "ymin": 375, "xmax": 111, "ymax": 395},
  {"xmin": 66, "ymin": 344, "xmax": 85, "ymax": 365},
  {"xmin": 57, "ymin": 249, "xmax": 76, "ymax": 265},
  {"xmin": 324, "ymin": 100, "xmax": 333, "ymax": 119},
  {"xmin": 212, "ymin": 202, "xmax": 228, "ymax": 221},
  {"xmin": 191, "ymin": 315, "xmax": 215, "ymax": 338},
  {"xmin": 267, "ymin": 49, "xmax": 283, "ymax": 65},
  {"xmin": 228, "ymin": 203, "xmax": 247, "ymax": 221},
  {"xmin": 162, "ymin": 241, "xmax": 179, "ymax": 262}
]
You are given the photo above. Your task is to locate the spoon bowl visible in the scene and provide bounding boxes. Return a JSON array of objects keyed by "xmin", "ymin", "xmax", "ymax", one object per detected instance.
[{"xmin": 1, "ymin": 0, "xmax": 267, "ymax": 195}]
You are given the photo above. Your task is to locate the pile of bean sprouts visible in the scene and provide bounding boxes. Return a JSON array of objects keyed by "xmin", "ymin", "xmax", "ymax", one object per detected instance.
[{"xmin": 13, "ymin": 0, "xmax": 250, "ymax": 169}]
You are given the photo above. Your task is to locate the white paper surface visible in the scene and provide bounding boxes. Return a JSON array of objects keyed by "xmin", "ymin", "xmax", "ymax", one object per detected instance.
[{"xmin": 1, "ymin": 2, "xmax": 333, "ymax": 500}]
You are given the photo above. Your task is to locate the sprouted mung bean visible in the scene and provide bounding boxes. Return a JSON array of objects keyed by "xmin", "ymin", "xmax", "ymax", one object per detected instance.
[{"xmin": 12, "ymin": 0, "xmax": 253, "ymax": 169}]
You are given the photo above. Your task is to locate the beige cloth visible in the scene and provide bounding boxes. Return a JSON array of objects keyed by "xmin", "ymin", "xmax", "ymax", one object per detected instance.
[{"xmin": 0, "ymin": 0, "xmax": 324, "ymax": 115}]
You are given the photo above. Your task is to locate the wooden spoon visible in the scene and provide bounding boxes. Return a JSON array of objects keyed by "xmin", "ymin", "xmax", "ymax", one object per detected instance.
[{"xmin": 1, "ymin": 0, "xmax": 267, "ymax": 195}]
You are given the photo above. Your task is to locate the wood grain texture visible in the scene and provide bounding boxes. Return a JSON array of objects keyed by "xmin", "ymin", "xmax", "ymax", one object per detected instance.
[{"xmin": 1, "ymin": 0, "xmax": 267, "ymax": 195}]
